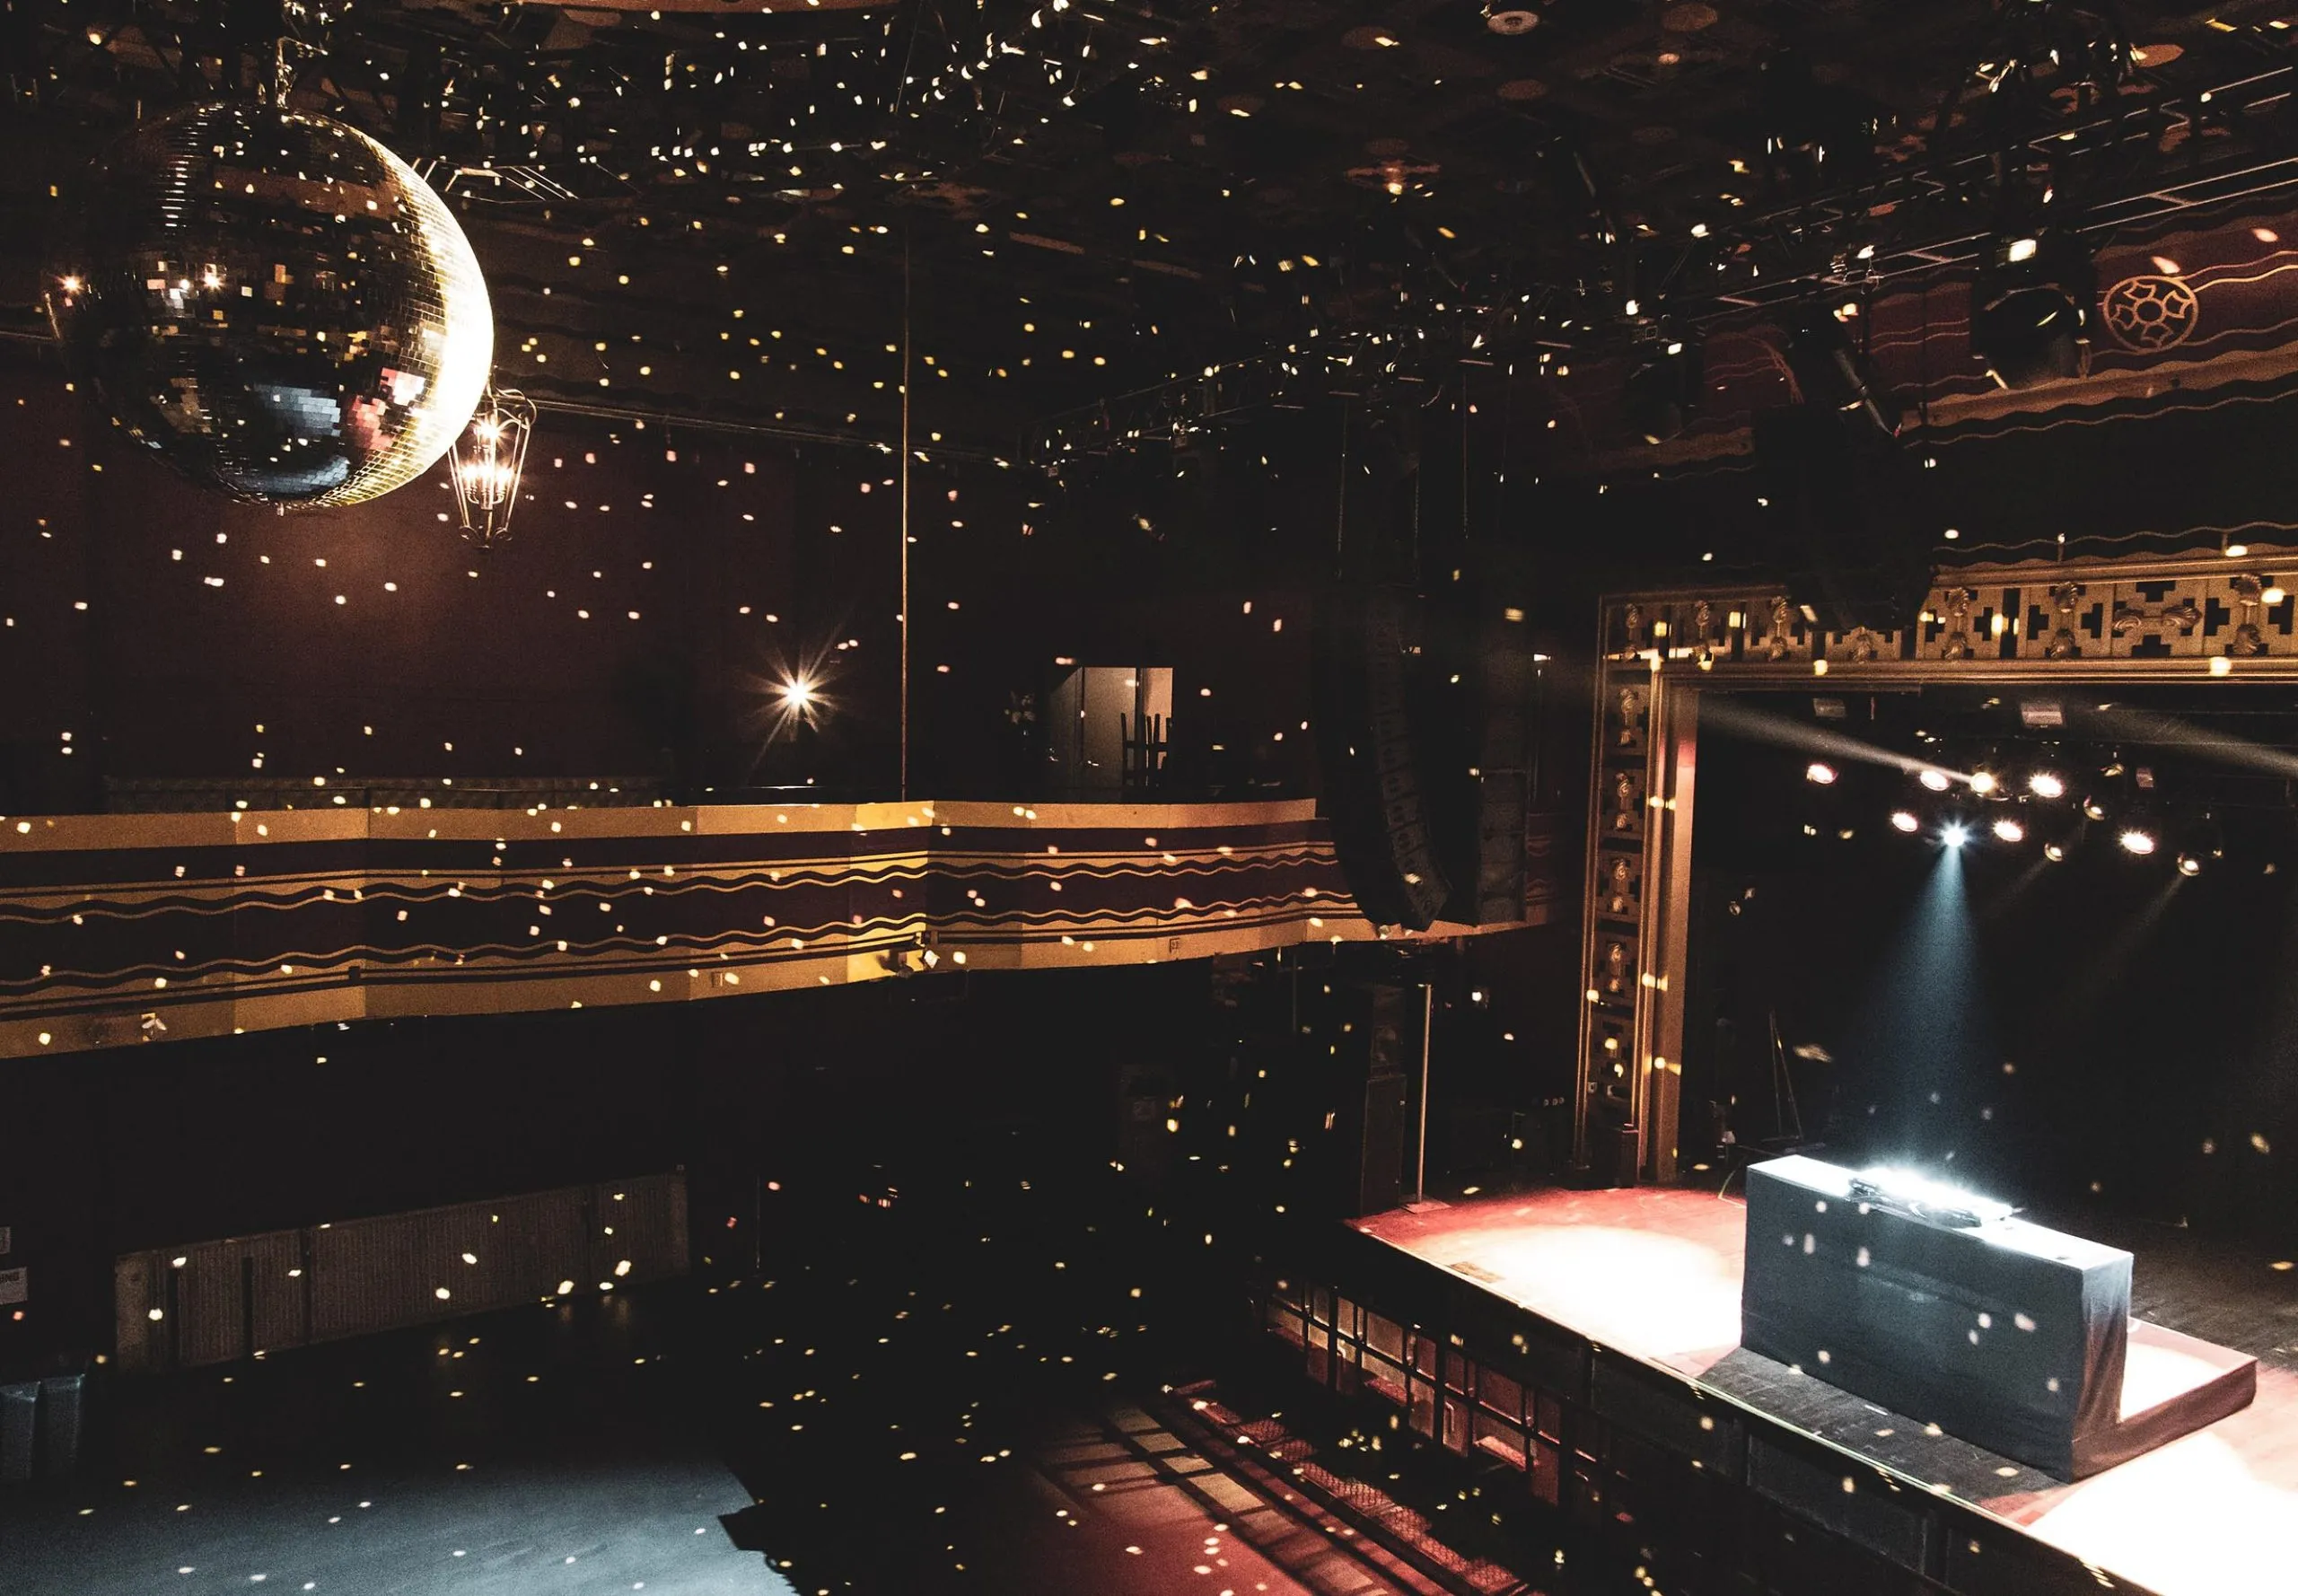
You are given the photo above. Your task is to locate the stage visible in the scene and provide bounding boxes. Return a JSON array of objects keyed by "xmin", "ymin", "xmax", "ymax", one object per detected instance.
[{"xmin": 1348, "ymin": 1186, "xmax": 2298, "ymax": 1596}]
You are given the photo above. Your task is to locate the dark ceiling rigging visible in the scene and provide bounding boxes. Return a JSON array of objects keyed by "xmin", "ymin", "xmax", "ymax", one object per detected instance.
[{"xmin": 8, "ymin": 0, "xmax": 2298, "ymax": 456}]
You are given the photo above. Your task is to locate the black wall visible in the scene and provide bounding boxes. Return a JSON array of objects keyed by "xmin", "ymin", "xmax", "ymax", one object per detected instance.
[{"xmin": 1684, "ymin": 692, "xmax": 2298, "ymax": 1248}]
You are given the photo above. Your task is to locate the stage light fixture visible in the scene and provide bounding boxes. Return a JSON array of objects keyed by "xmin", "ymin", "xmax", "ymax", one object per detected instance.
[
  {"xmin": 1972, "ymin": 230, "xmax": 2093, "ymax": 390},
  {"xmin": 2040, "ymin": 811, "xmax": 2084, "ymax": 863},
  {"xmin": 779, "ymin": 677, "xmax": 817, "ymax": 710},
  {"xmin": 1805, "ymin": 761, "xmax": 1838, "ymax": 785},
  {"xmin": 1754, "ymin": 311, "xmax": 1930, "ymax": 636},
  {"xmin": 1624, "ymin": 335, "xmax": 1705, "ymax": 445},
  {"xmin": 1992, "ymin": 817, "xmax": 2024, "ymax": 843},
  {"xmin": 2083, "ymin": 794, "xmax": 2110, "ymax": 821},
  {"xmin": 2173, "ymin": 814, "xmax": 2223, "ymax": 878},
  {"xmin": 1890, "ymin": 810, "xmax": 1921, "ymax": 834},
  {"xmin": 1780, "ymin": 310, "xmax": 1900, "ymax": 441},
  {"xmin": 2118, "ymin": 827, "xmax": 2157, "ymax": 856},
  {"xmin": 2027, "ymin": 769, "xmax": 2066, "ymax": 800},
  {"xmin": 1849, "ymin": 1165, "xmax": 2013, "ymax": 1227},
  {"xmin": 1968, "ymin": 768, "xmax": 2000, "ymax": 796},
  {"xmin": 1918, "ymin": 768, "xmax": 1952, "ymax": 793},
  {"xmin": 1943, "ymin": 822, "xmax": 1969, "ymax": 849}
]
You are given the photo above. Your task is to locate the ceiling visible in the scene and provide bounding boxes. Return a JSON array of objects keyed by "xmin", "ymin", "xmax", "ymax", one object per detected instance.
[{"xmin": 8, "ymin": 0, "xmax": 2298, "ymax": 458}]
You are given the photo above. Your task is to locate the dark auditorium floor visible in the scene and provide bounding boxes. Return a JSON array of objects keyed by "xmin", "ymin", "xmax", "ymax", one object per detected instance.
[
  {"xmin": 1, "ymin": 1304, "xmax": 771, "ymax": 1595},
  {"xmin": 0, "ymin": 1137, "xmax": 1395, "ymax": 1596}
]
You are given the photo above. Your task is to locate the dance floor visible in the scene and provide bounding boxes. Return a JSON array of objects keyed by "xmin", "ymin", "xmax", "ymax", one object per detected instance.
[{"xmin": 1353, "ymin": 1186, "xmax": 2298, "ymax": 1596}]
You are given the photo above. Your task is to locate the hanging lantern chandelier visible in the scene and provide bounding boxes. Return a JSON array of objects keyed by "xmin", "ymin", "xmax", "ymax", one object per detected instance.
[{"xmin": 448, "ymin": 386, "xmax": 535, "ymax": 548}]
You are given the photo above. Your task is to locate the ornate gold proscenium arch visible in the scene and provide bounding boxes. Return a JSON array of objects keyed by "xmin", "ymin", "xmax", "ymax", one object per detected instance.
[{"xmin": 1575, "ymin": 548, "xmax": 2298, "ymax": 1184}]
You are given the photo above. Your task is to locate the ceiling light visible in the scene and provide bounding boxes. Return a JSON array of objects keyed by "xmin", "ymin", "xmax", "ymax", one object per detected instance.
[
  {"xmin": 1805, "ymin": 761, "xmax": 1838, "ymax": 785},
  {"xmin": 1890, "ymin": 810, "xmax": 1921, "ymax": 834},
  {"xmin": 2027, "ymin": 770, "xmax": 2065, "ymax": 799},
  {"xmin": 1992, "ymin": 817, "xmax": 2024, "ymax": 843},
  {"xmin": 449, "ymin": 387, "xmax": 536, "ymax": 549},
  {"xmin": 1918, "ymin": 768, "xmax": 1952, "ymax": 792},
  {"xmin": 2118, "ymin": 828, "xmax": 2157, "ymax": 856}
]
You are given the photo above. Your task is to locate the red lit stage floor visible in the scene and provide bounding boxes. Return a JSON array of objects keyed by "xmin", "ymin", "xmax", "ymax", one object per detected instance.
[{"xmin": 1353, "ymin": 1187, "xmax": 2298, "ymax": 1596}]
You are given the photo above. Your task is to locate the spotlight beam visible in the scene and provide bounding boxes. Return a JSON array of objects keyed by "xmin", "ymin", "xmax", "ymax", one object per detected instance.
[
  {"xmin": 2048, "ymin": 874, "xmax": 2186, "ymax": 1027},
  {"xmin": 2087, "ymin": 706, "xmax": 2298, "ymax": 782},
  {"xmin": 1700, "ymin": 697, "xmax": 1970, "ymax": 784}
]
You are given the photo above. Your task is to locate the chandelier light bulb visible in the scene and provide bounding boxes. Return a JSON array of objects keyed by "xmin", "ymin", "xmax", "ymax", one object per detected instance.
[{"xmin": 448, "ymin": 386, "xmax": 537, "ymax": 547}]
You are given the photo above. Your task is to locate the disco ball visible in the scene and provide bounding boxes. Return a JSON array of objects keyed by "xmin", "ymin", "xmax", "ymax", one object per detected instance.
[{"xmin": 50, "ymin": 101, "xmax": 493, "ymax": 506}]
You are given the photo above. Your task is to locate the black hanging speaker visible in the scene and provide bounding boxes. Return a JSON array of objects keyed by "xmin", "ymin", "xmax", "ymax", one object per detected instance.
[
  {"xmin": 1752, "ymin": 404, "xmax": 1935, "ymax": 636},
  {"xmin": 1475, "ymin": 771, "xmax": 1530, "ymax": 924},
  {"xmin": 1465, "ymin": 605, "xmax": 1540, "ymax": 925},
  {"xmin": 1313, "ymin": 584, "xmax": 1452, "ymax": 930}
]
